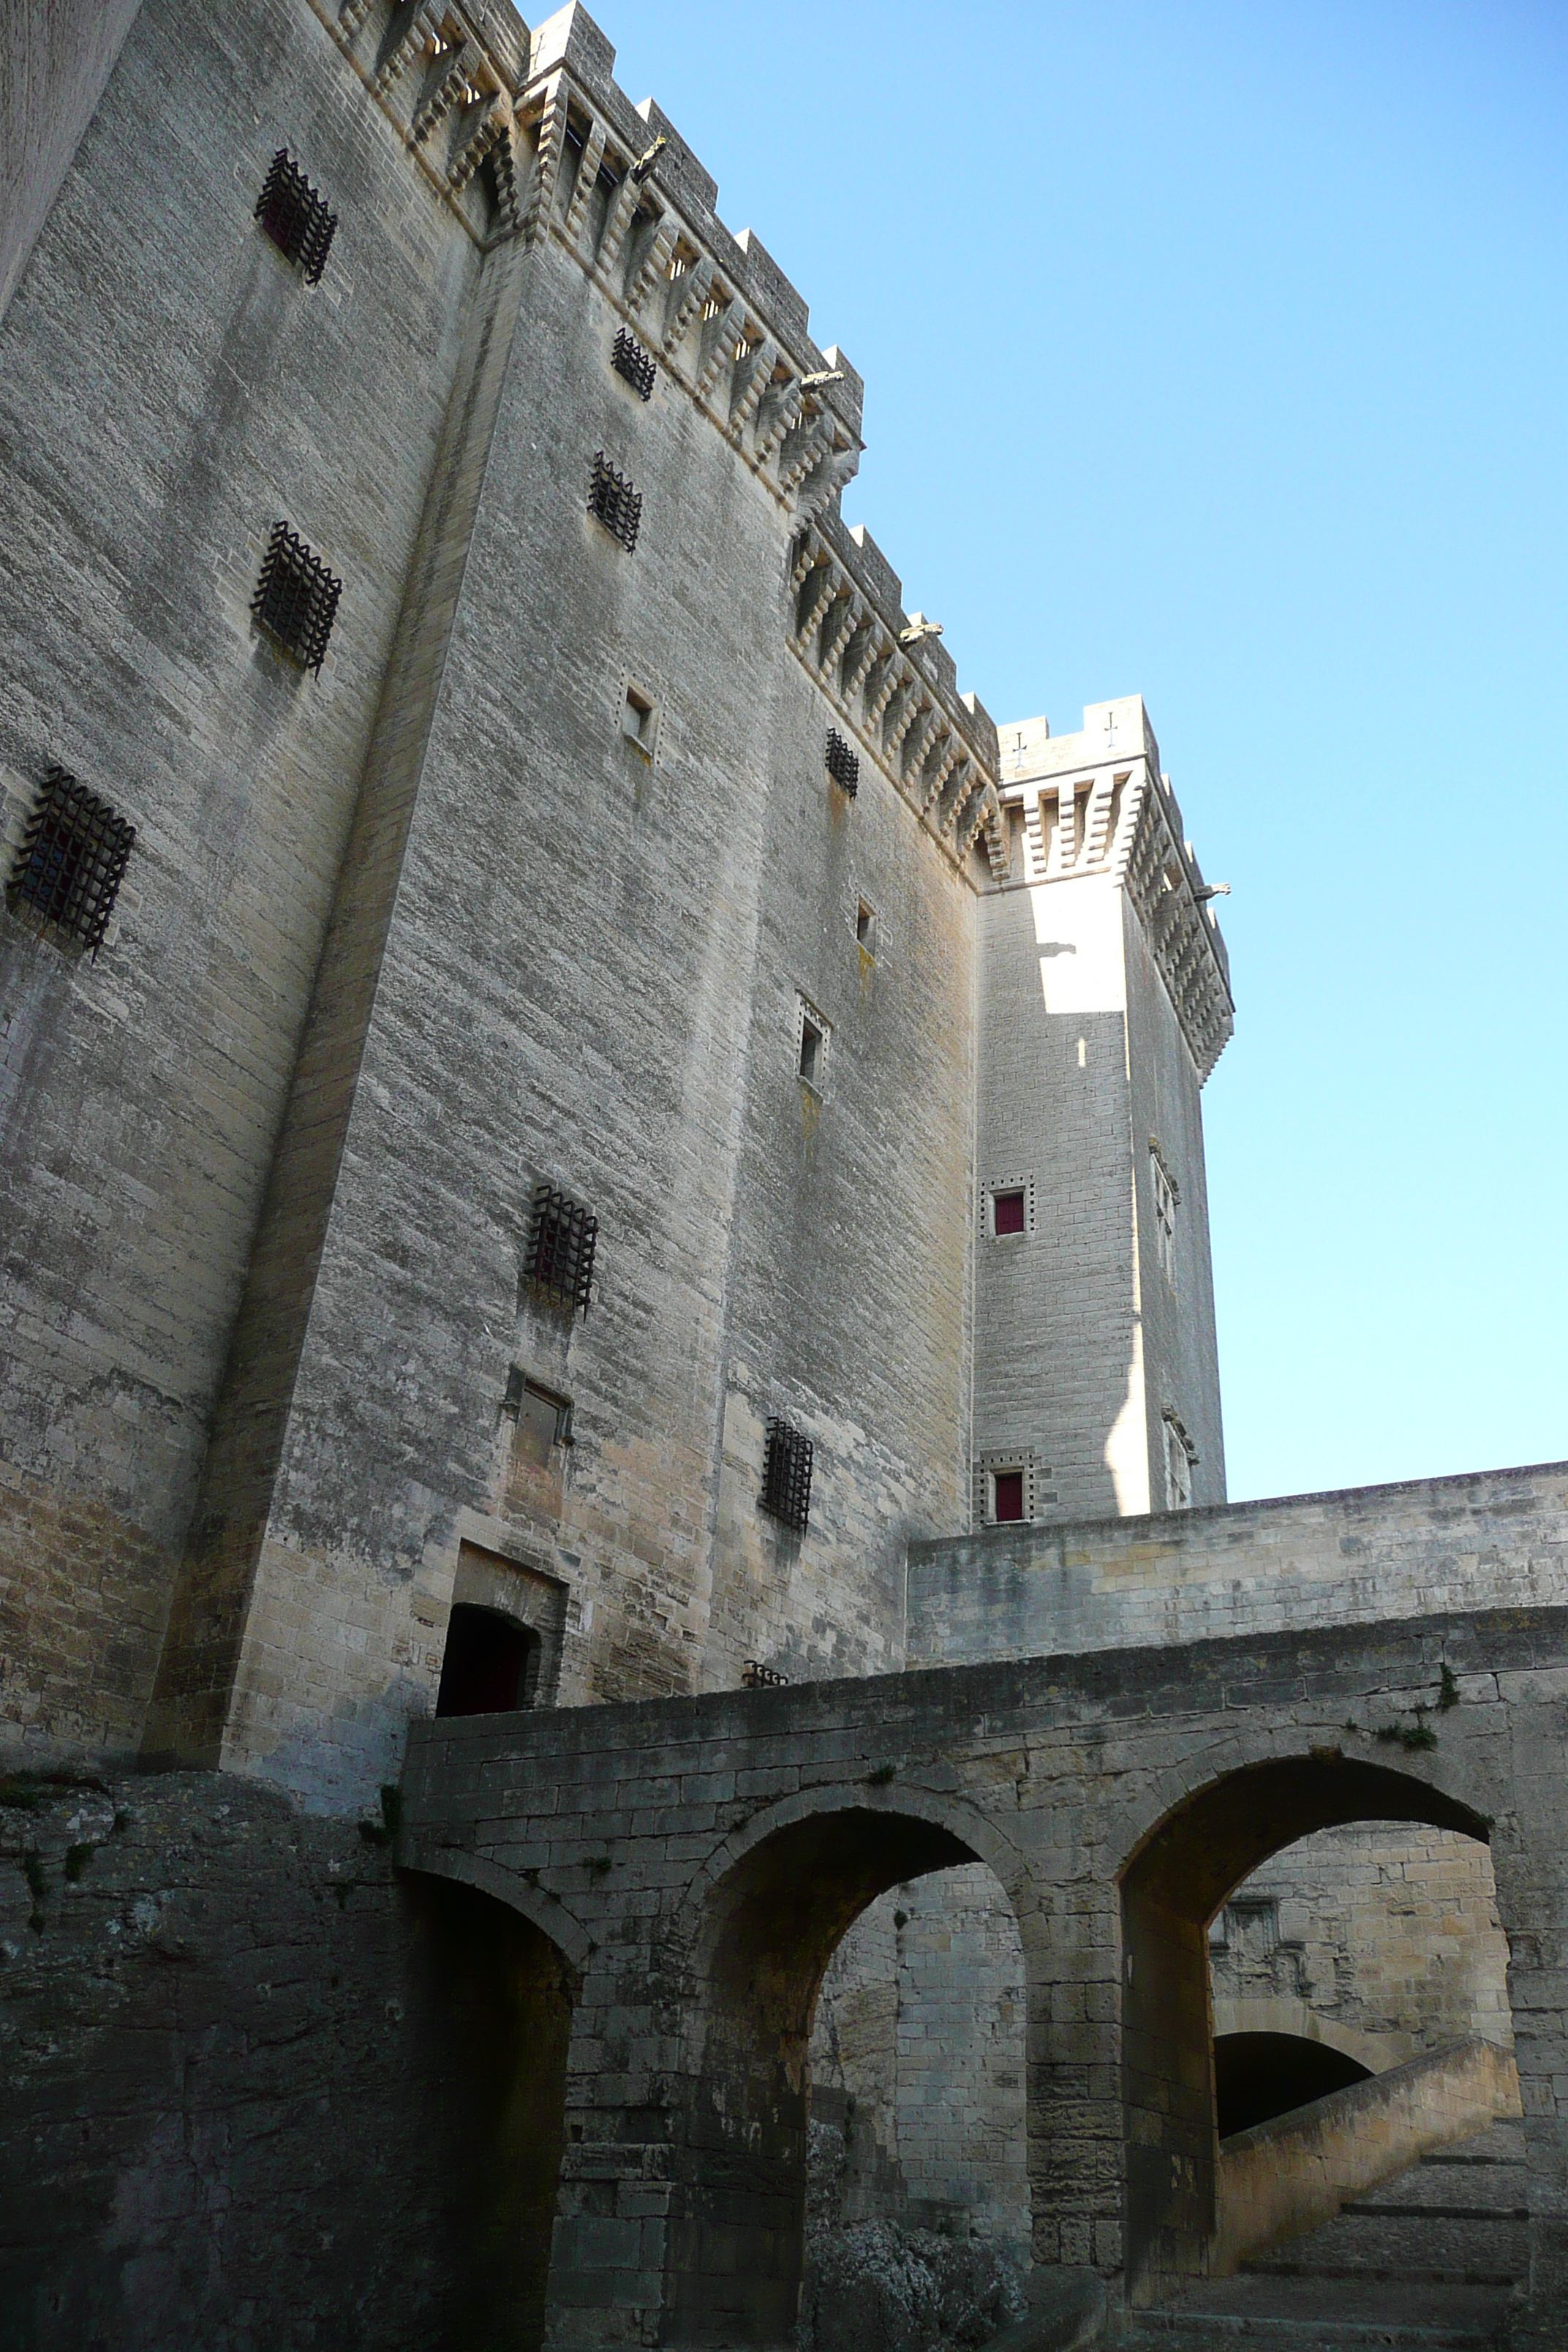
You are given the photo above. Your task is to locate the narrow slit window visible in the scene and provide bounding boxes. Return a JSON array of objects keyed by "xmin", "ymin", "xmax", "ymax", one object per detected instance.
[
  {"xmin": 762, "ymin": 1416, "xmax": 813, "ymax": 1533},
  {"xmin": 526, "ymin": 1183, "xmax": 598, "ymax": 1314},
  {"xmin": 825, "ymin": 728, "xmax": 859, "ymax": 795},
  {"xmin": 7, "ymin": 766, "xmax": 135, "ymax": 957},
  {"xmin": 798, "ymin": 1014, "xmax": 823, "ymax": 1087},
  {"xmin": 255, "ymin": 149, "xmax": 337, "ymax": 283},
  {"xmin": 611, "ymin": 327, "xmax": 657, "ymax": 401},
  {"xmin": 252, "ymin": 521, "xmax": 342, "ymax": 671},
  {"xmin": 588, "ymin": 452, "xmax": 641, "ymax": 551},
  {"xmin": 856, "ymin": 900, "xmax": 875, "ymax": 952}
]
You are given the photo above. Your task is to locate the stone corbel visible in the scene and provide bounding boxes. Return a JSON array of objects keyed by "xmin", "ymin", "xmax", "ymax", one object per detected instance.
[
  {"xmin": 595, "ymin": 168, "xmax": 641, "ymax": 274},
  {"xmin": 520, "ymin": 86, "xmax": 569, "ymax": 244},
  {"xmin": 409, "ymin": 37, "xmax": 478, "ymax": 143},
  {"xmin": 695, "ymin": 295, "xmax": 749, "ymax": 403},
  {"xmin": 373, "ymin": 0, "xmax": 441, "ymax": 97},
  {"xmin": 753, "ymin": 378, "xmax": 802, "ymax": 464},
  {"xmin": 448, "ymin": 88, "xmax": 508, "ymax": 191},
  {"xmin": 560, "ymin": 118, "xmax": 607, "ymax": 246},
  {"xmin": 624, "ymin": 213, "xmax": 675, "ymax": 313},
  {"xmin": 663, "ymin": 253, "xmax": 714, "ymax": 354},
  {"xmin": 729, "ymin": 337, "xmax": 777, "ymax": 433}
]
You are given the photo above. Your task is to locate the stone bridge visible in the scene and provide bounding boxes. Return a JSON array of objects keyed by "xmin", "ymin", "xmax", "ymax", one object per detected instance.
[{"xmin": 399, "ymin": 1600, "xmax": 1568, "ymax": 2348}]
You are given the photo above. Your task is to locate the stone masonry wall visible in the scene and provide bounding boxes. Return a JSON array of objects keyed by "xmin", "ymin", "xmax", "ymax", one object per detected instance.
[
  {"xmin": 183, "ymin": 5, "xmax": 984, "ymax": 1808},
  {"xmin": 909, "ymin": 1459, "xmax": 1568, "ymax": 1668},
  {"xmin": 0, "ymin": 0, "xmax": 486, "ymax": 1758},
  {"xmin": 809, "ymin": 1865, "xmax": 1030, "ymax": 2247},
  {"xmin": 1212, "ymin": 1821, "xmax": 1514, "ymax": 2068},
  {"xmin": 0, "ymin": 1763, "xmax": 576, "ymax": 2351}
]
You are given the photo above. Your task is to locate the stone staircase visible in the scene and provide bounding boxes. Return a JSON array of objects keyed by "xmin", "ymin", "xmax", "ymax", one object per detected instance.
[{"xmin": 1127, "ymin": 2121, "xmax": 1529, "ymax": 2349}]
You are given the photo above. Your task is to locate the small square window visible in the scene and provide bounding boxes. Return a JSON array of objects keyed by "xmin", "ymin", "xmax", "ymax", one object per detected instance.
[
  {"xmin": 992, "ymin": 1469, "xmax": 1025, "ymax": 1523},
  {"xmin": 252, "ymin": 521, "xmax": 342, "ymax": 671},
  {"xmin": 588, "ymin": 452, "xmax": 641, "ymax": 551},
  {"xmin": 7, "ymin": 766, "xmax": 135, "ymax": 957},
  {"xmin": 762, "ymin": 1416, "xmax": 813, "ymax": 1533},
  {"xmin": 255, "ymin": 149, "xmax": 337, "ymax": 284},
  {"xmin": 621, "ymin": 682, "xmax": 657, "ymax": 757},
  {"xmin": 611, "ymin": 327, "xmax": 657, "ymax": 401},
  {"xmin": 992, "ymin": 1188, "xmax": 1026, "ymax": 1237},
  {"xmin": 856, "ymin": 900, "xmax": 875, "ymax": 953},
  {"xmin": 525, "ymin": 1184, "xmax": 598, "ymax": 1315},
  {"xmin": 825, "ymin": 728, "xmax": 860, "ymax": 796}
]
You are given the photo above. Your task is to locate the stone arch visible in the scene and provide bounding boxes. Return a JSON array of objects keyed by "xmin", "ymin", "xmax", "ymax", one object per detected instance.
[
  {"xmin": 1117, "ymin": 1752, "xmax": 1493, "ymax": 2305},
  {"xmin": 400, "ymin": 1863, "xmax": 582, "ymax": 2351},
  {"xmin": 665, "ymin": 1795, "xmax": 999, "ymax": 2347},
  {"xmin": 400, "ymin": 1836, "xmax": 595, "ymax": 1971}
]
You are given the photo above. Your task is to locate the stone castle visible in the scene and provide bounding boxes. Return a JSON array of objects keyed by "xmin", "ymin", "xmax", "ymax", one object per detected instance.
[{"xmin": 2, "ymin": 4, "xmax": 1566, "ymax": 2348}]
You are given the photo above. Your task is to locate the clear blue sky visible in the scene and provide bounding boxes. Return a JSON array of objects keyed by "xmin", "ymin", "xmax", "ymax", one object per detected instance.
[{"xmin": 605, "ymin": 0, "xmax": 1567, "ymax": 1501}]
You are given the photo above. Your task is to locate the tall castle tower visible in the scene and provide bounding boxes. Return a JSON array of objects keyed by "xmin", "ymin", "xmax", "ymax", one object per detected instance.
[{"xmin": 974, "ymin": 696, "xmax": 1232, "ymax": 1521}]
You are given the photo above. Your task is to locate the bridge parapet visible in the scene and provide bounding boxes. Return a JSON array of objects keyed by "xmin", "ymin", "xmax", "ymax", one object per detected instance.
[{"xmin": 910, "ymin": 1458, "xmax": 1568, "ymax": 1670}]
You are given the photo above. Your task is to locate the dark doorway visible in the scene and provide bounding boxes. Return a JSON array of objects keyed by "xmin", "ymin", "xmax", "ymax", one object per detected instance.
[
  {"xmin": 1214, "ymin": 2031, "xmax": 1371, "ymax": 2138},
  {"xmin": 405, "ymin": 1877, "xmax": 576, "ymax": 2351},
  {"xmin": 436, "ymin": 1605, "xmax": 539, "ymax": 1716}
]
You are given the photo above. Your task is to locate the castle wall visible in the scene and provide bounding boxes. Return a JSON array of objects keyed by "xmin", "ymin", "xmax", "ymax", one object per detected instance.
[
  {"xmin": 809, "ymin": 1865, "xmax": 1030, "ymax": 2247},
  {"xmin": 908, "ymin": 1458, "xmax": 1568, "ymax": 1667},
  {"xmin": 1123, "ymin": 888, "xmax": 1226, "ymax": 1507},
  {"xmin": 1, "ymin": 0, "xmax": 143, "ymax": 328},
  {"xmin": 974, "ymin": 872, "xmax": 1139, "ymax": 1520},
  {"xmin": 1212, "ymin": 1822, "xmax": 1513, "ymax": 2070},
  {"xmin": 0, "ymin": 0, "xmax": 486, "ymax": 1757},
  {"xmin": 114, "ymin": 5, "xmax": 986, "ymax": 1806}
]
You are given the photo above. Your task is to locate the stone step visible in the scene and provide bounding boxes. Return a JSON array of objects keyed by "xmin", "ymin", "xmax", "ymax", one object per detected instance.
[
  {"xmin": 1128, "ymin": 2273, "xmax": 1515, "ymax": 2348},
  {"xmin": 1243, "ymin": 2207, "xmax": 1526, "ymax": 2284}
]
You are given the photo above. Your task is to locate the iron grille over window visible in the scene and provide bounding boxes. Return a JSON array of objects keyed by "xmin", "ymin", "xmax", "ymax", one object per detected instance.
[
  {"xmin": 611, "ymin": 328, "xmax": 657, "ymax": 401},
  {"xmin": 824, "ymin": 728, "xmax": 859, "ymax": 795},
  {"xmin": 588, "ymin": 452, "xmax": 641, "ymax": 551},
  {"xmin": 255, "ymin": 149, "xmax": 337, "ymax": 283},
  {"xmin": 7, "ymin": 767, "xmax": 135, "ymax": 957},
  {"xmin": 252, "ymin": 521, "xmax": 342, "ymax": 671},
  {"xmin": 526, "ymin": 1184, "xmax": 598, "ymax": 1313},
  {"xmin": 761, "ymin": 1416, "xmax": 813, "ymax": 1533},
  {"xmin": 742, "ymin": 1660, "xmax": 789, "ymax": 1688}
]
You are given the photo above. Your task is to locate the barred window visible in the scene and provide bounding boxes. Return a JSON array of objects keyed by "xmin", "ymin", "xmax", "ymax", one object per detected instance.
[
  {"xmin": 7, "ymin": 767, "xmax": 135, "ymax": 957},
  {"xmin": 588, "ymin": 452, "xmax": 641, "ymax": 551},
  {"xmin": 742, "ymin": 1660, "xmax": 789, "ymax": 1688},
  {"xmin": 526, "ymin": 1183, "xmax": 598, "ymax": 1314},
  {"xmin": 611, "ymin": 328, "xmax": 657, "ymax": 401},
  {"xmin": 252, "ymin": 522, "xmax": 342, "ymax": 671},
  {"xmin": 255, "ymin": 150, "xmax": 337, "ymax": 284},
  {"xmin": 761, "ymin": 1415, "xmax": 813, "ymax": 1533},
  {"xmin": 825, "ymin": 728, "xmax": 859, "ymax": 796}
]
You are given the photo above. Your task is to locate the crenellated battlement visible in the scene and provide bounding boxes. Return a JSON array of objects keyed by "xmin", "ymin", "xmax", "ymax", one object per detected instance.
[
  {"xmin": 999, "ymin": 697, "xmax": 1232, "ymax": 1077},
  {"xmin": 786, "ymin": 512, "xmax": 1009, "ymax": 881}
]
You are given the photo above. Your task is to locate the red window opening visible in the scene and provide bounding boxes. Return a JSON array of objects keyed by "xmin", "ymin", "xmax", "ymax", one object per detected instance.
[
  {"xmin": 993, "ymin": 1189, "xmax": 1026, "ymax": 1236},
  {"xmin": 993, "ymin": 1470, "xmax": 1025, "ymax": 1523}
]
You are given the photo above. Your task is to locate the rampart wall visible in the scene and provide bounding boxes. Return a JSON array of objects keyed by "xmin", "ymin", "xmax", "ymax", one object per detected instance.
[{"xmin": 908, "ymin": 1459, "xmax": 1568, "ymax": 1667}]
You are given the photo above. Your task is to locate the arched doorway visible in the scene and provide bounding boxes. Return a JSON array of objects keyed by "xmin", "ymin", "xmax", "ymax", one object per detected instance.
[
  {"xmin": 668, "ymin": 1801, "xmax": 995, "ymax": 2347},
  {"xmin": 1119, "ymin": 1754, "xmax": 1494, "ymax": 2304},
  {"xmin": 403, "ymin": 1874, "xmax": 578, "ymax": 2351}
]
